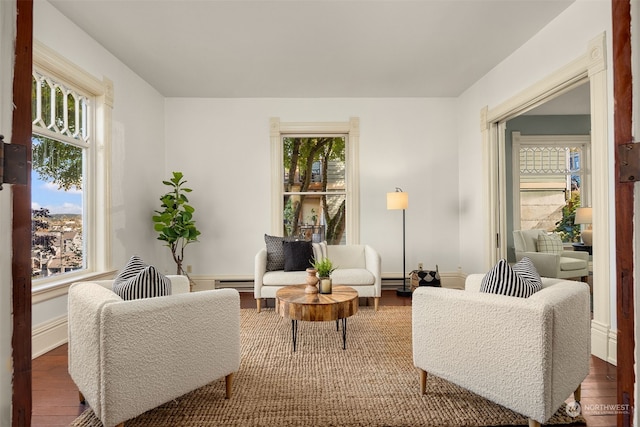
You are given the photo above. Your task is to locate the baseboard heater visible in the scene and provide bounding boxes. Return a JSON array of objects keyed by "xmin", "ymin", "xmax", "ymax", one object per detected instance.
[{"xmin": 215, "ymin": 277, "xmax": 407, "ymax": 291}]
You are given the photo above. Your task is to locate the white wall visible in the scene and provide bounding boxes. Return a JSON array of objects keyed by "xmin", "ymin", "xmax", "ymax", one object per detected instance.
[
  {"xmin": 0, "ymin": 1, "xmax": 15, "ymax": 424},
  {"xmin": 164, "ymin": 98, "xmax": 460, "ymax": 278},
  {"xmin": 456, "ymin": 0, "xmax": 613, "ymax": 276},
  {"xmin": 32, "ymin": 1, "xmax": 167, "ymax": 332}
]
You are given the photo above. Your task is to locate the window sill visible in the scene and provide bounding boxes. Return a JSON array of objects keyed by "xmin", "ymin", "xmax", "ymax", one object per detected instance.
[{"xmin": 32, "ymin": 270, "xmax": 116, "ymax": 304}]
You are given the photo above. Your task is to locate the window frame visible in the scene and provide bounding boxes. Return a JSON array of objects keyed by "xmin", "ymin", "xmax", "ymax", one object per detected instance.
[
  {"xmin": 511, "ymin": 132, "xmax": 591, "ymax": 232},
  {"xmin": 31, "ymin": 41, "xmax": 112, "ymax": 295},
  {"xmin": 270, "ymin": 118, "xmax": 360, "ymax": 244}
]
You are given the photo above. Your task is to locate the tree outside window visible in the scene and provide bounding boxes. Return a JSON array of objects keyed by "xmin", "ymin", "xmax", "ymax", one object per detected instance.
[{"xmin": 283, "ymin": 136, "xmax": 346, "ymax": 244}]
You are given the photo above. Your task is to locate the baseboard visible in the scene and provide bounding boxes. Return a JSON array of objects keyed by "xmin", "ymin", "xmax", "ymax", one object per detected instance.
[
  {"xmin": 606, "ymin": 329, "xmax": 617, "ymax": 365},
  {"xmin": 32, "ymin": 314, "xmax": 68, "ymax": 359},
  {"xmin": 590, "ymin": 319, "xmax": 610, "ymax": 363},
  {"xmin": 190, "ymin": 271, "xmax": 467, "ymax": 293}
]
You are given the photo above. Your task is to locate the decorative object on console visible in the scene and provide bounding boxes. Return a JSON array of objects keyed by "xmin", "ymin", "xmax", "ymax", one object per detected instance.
[
  {"xmin": 574, "ymin": 206, "xmax": 593, "ymax": 246},
  {"xmin": 410, "ymin": 265, "xmax": 441, "ymax": 292},
  {"xmin": 387, "ymin": 187, "xmax": 410, "ymax": 297},
  {"xmin": 152, "ymin": 171, "xmax": 201, "ymax": 289}
]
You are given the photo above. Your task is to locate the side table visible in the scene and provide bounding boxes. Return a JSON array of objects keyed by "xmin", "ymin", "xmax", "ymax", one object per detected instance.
[{"xmin": 572, "ymin": 243, "xmax": 592, "ymax": 255}]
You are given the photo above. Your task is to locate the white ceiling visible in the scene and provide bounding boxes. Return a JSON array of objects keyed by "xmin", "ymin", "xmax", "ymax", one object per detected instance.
[{"xmin": 46, "ymin": 0, "xmax": 575, "ymax": 98}]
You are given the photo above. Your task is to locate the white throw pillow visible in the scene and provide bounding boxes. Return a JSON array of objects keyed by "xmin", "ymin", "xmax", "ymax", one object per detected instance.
[{"xmin": 537, "ymin": 233, "xmax": 563, "ymax": 254}]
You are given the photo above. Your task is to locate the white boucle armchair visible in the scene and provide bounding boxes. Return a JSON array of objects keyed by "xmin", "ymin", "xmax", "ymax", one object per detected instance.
[
  {"xmin": 68, "ymin": 275, "xmax": 241, "ymax": 427},
  {"xmin": 412, "ymin": 274, "xmax": 591, "ymax": 426}
]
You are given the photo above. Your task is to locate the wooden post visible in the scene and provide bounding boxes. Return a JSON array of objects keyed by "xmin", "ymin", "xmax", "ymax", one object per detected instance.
[
  {"xmin": 612, "ymin": 1, "xmax": 635, "ymax": 426},
  {"xmin": 11, "ymin": 0, "xmax": 33, "ymax": 426}
]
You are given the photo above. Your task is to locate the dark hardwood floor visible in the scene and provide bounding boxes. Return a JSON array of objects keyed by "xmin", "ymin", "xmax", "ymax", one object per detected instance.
[{"xmin": 32, "ymin": 290, "xmax": 617, "ymax": 426}]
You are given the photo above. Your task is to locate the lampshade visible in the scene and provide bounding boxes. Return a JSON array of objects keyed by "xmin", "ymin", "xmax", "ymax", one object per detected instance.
[
  {"xmin": 575, "ymin": 207, "xmax": 593, "ymax": 246},
  {"xmin": 387, "ymin": 190, "xmax": 408, "ymax": 210},
  {"xmin": 574, "ymin": 207, "xmax": 593, "ymax": 225}
]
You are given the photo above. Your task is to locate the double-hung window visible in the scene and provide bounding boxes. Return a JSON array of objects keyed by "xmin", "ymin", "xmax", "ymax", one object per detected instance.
[
  {"xmin": 31, "ymin": 42, "xmax": 112, "ymax": 287},
  {"xmin": 271, "ymin": 118, "xmax": 360, "ymax": 245}
]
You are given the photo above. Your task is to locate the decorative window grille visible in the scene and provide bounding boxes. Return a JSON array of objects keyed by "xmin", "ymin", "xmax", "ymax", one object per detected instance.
[
  {"xmin": 519, "ymin": 146, "xmax": 582, "ymax": 175},
  {"xmin": 32, "ymin": 70, "xmax": 90, "ymax": 144}
]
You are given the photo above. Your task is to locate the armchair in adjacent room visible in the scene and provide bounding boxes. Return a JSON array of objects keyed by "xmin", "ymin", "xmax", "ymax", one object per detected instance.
[
  {"xmin": 68, "ymin": 276, "xmax": 241, "ymax": 427},
  {"xmin": 513, "ymin": 229, "xmax": 589, "ymax": 281}
]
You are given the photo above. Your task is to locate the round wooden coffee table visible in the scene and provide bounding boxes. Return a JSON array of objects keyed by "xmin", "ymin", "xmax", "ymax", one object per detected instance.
[{"xmin": 276, "ymin": 284, "xmax": 358, "ymax": 351}]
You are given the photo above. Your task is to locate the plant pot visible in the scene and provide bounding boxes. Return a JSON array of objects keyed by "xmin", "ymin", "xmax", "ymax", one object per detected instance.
[{"xmin": 319, "ymin": 277, "xmax": 332, "ymax": 294}]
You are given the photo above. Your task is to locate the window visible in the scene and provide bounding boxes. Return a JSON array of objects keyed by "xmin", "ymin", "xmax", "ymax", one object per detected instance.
[
  {"xmin": 283, "ymin": 136, "xmax": 346, "ymax": 243},
  {"xmin": 271, "ymin": 118, "xmax": 360, "ymax": 245},
  {"xmin": 512, "ymin": 133, "xmax": 591, "ymax": 241},
  {"xmin": 31, "ymin": 42, "xmax": 112, "ymax": 287},
  {"xmin": 31, "ymin": 71, "xmax": 88, "ymax": 278}
]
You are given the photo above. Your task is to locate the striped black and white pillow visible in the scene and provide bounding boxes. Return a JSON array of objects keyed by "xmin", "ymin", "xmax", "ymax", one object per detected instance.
[
  {"xmin": 113, "ymin": 264, "xmax": 171, "ymax": 300},
  {"xmin": 113, "ymin": 255, "xmax": 148, "ymax": 287},
  {"xmin": 480, "ymin": 257, "xmax": 542, "ymax": 298}
]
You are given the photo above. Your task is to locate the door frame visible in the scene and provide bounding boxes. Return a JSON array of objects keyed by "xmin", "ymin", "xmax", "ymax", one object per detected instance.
[{"xmin": 481, "ymin": 33, "xmax": 613, "ymax": 362}]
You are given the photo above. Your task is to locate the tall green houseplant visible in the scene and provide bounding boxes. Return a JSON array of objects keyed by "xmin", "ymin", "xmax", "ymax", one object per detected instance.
[{"xmin": 153, "ymin": 172, "xmax": 201, "ymax": 277}]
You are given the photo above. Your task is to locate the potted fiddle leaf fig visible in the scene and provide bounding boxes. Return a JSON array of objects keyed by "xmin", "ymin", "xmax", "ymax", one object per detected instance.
[{"xmin": 153, "ymin": 172, "xmax": 201, "ymax": 284}]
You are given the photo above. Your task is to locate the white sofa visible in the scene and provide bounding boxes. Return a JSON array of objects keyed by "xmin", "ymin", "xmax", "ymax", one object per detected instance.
[
  {"xmin": 412, "ymin": 274, "xmax": 591, "ymax": 426},
  {"xmin": 255, "ymin": 242, "xmax": 381, "ymax": 312},
  {"xmin": 68, "ymin": 275, "xmax": 241, "ymax": 427}
]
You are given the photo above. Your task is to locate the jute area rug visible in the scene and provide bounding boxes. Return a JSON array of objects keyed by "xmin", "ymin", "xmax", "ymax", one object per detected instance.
[{"xmin": 71, "ymin": 306, "xmax": 585, "ymax": 427}]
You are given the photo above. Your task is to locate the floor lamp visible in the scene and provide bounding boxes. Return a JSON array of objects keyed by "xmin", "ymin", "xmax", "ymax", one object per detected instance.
[{"xmin": 387, "ymin": 188, "xmax": 411, "ymax": 297}]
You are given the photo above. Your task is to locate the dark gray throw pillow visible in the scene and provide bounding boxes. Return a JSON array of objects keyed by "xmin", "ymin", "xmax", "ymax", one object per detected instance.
[
  {"xmin": 283, "ymin": 240, "xmax": 314, "ymax": 272},
  {"xmin": 264, "ymin": 234, "xmax": 285, "ymax": 271}
]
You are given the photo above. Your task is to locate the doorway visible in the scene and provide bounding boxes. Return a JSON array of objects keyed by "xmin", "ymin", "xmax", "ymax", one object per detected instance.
[{"xmin": 481, "ymin": 33, "xmax": 613, "ymax": 363}]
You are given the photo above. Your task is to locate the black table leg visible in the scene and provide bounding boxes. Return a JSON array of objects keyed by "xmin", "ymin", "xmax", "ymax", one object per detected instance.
[
  {"xmin": 292, "ymin": 319, "xmax": 298, "ymax": 352},
  {"xmin": 336, "ymin": 320, "xmax": 339, "ymax": 331},
  {"xmin": 341, "ymin": 318, "xmax": 347, "ymax": 350}
]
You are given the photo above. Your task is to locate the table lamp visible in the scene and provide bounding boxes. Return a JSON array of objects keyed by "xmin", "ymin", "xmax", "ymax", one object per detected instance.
[{"xmin": 575, "ymin": 207, "xmax": 593, "ymax": 246}]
